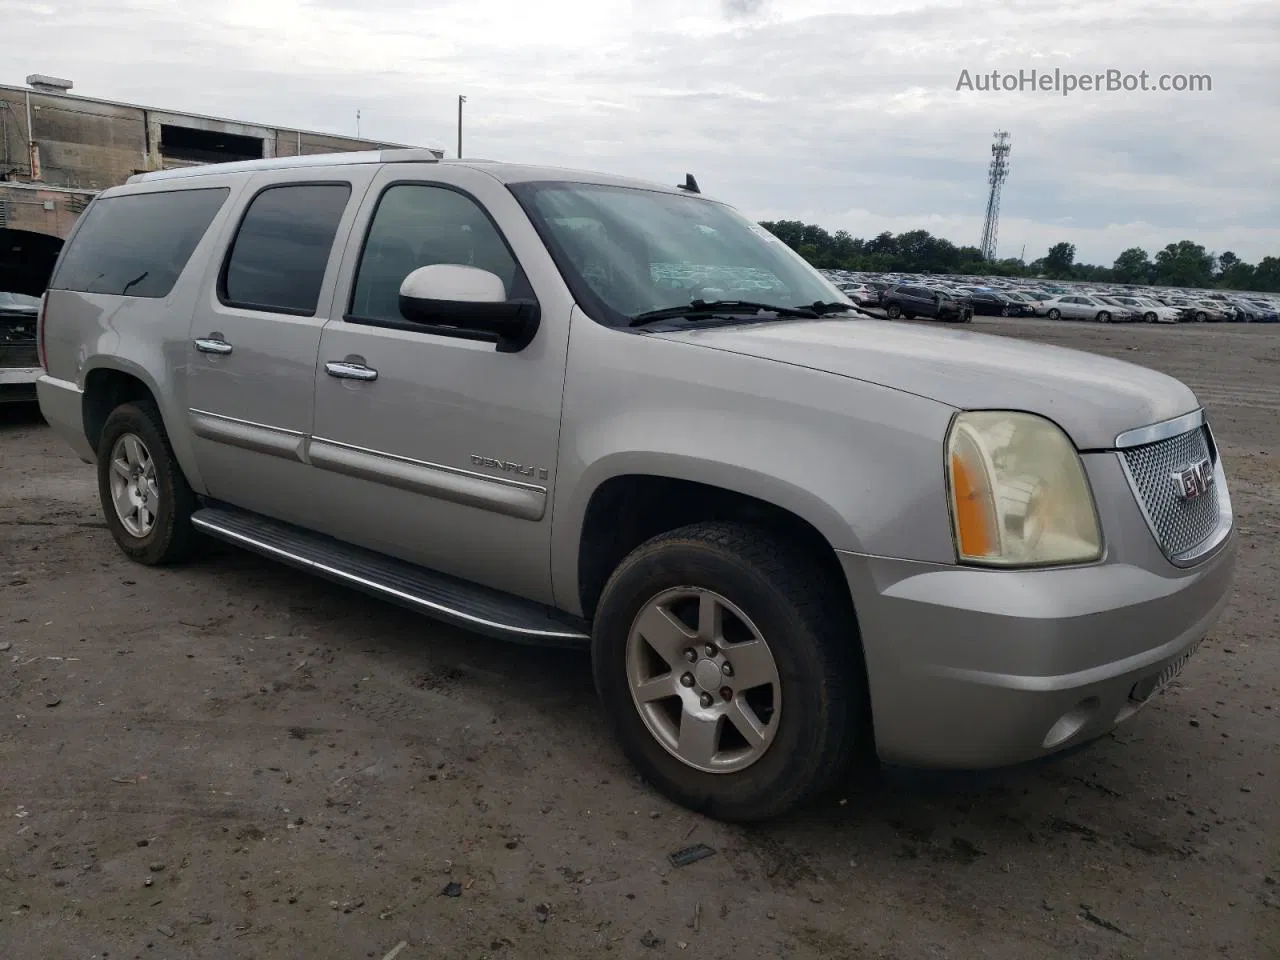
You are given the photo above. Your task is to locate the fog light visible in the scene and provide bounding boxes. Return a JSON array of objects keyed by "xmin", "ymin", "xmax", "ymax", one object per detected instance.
[{"xmin": 1042, "ymin": 697, "xmax": 1101, "ymax": 749}]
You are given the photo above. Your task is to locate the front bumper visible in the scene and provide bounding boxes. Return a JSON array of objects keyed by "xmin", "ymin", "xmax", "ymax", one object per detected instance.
[{"xmin": 839, "ymin": 454, "xmax": 1237, "ymax": 769}]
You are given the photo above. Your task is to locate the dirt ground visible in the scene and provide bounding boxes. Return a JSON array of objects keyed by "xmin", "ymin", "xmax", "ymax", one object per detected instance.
[{"xmin": 1, "ymin": 317, "xmax": 1277, "ymax": 960}]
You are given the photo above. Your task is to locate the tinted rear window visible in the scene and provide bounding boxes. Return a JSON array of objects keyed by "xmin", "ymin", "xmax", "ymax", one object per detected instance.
[
  {"xmin": 220, "ymin": 183, "xmax": 351, "ymax": 315},
  {"xmin": 50, "ymin": 188, "xmax": 229, "ymax": 298}
]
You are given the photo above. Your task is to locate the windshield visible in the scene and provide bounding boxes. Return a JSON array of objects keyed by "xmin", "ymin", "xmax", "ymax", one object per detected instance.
[{"xmin": 508, "ymin": 181, "xmax": 844, "ymax": 326}]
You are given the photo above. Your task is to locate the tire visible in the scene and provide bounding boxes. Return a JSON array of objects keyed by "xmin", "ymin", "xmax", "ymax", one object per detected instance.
[
  {"xmin": 885, "ymin": 304, "xmax": 902, "ymax": 319},
  {"xmin": 96, "ymin": 401, "xmax": 200, "ymax": 566},
  {"xmin": 1000, "ymin": 306, "xmax": 1010, "ymax": 317},
  {"xmin": 1097, "ymin": 311, "xmax": 1111, "ymax": 323},
  {"xmin": 1047, "ymin": 308, "xmax": 1061, "ymax": 320},
  {"xmin": 1144, "ymin": 312, "xmax": 1157, "ymax": 323},
  {"xmin": 591, "ymin": 522, "xmax": 869, "ymax": 823},
  {"xmin": 1195, "ymin": 311, "xmax": 1207, "ymax": 322},
  {"xmin": 903, "ymin": 312, "xmax": 915, "ymax": 320}
]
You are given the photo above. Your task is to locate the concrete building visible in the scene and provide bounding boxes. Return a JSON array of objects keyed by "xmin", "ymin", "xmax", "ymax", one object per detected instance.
[{"xmin": 1, "ymin": 74, "xmax": 442, "ymax": 294}]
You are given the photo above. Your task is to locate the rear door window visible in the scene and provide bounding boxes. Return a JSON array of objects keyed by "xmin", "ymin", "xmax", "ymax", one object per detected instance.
[
  {"xmin": 50, "ymin": 187, "xmax": 229, "ymax": 298},
  {"xmin": 220, "ymin": 183, "xmax": 352, "ymax": 315}
]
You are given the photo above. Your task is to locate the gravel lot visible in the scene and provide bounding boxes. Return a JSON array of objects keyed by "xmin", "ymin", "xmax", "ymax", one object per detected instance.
[{"xmin": 1, "ymin": 317, "xmax": 1277, "ymax": 960}]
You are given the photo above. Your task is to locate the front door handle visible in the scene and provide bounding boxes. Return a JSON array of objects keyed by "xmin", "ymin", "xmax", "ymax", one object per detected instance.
[
  {"xmin": 325, "ymin": 361, "xmax": 378, "ymax": 382},
  {"xmin": 194, "ymin": 337, "xmax": 233, "ymax": 355}
]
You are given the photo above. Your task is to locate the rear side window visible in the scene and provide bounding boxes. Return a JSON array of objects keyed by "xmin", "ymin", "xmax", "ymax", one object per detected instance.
[
  {"xmin": 220, "ymin": 183, "xmax": 351, "ymax": 315},
  {"xmin": 50, "ymin": 187, "xmax": 229, "ymax": 298}
]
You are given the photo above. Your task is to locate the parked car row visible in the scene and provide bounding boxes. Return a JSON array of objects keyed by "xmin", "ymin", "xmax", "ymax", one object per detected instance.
[{"xmin": 821, "ymin": 270, "xmax": 1280, "ymax": 325}]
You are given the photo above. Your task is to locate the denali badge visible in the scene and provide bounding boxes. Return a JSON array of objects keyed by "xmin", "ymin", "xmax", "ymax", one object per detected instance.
[
  {"xmin": 1171, "ymin": 458, "xmax": 1213, "ymax": 501},
  {"xmin": 469, "ymin": 455, "xmax": 549, "ymax": 480}
]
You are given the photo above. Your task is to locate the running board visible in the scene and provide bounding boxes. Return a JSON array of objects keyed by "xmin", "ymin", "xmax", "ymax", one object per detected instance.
[{"xmin": 190, "ymin": 503, "xmax": 589, "ymax": 646}]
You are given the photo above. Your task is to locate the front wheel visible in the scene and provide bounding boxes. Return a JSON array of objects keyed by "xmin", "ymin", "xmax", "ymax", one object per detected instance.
[
  {"xmin": 97, "ymin": 402, "xmax": 200, "ymax": 565},
  {"xmin": 1047, "ymin": 308, "xmax": 1062, "ymax": 320},
  {"xmin": 885, "ymin": 304, "xmax": 902, "ymax": 319},
  {"xmin": 1097, "ymin": 311, "xmax": 1111, "ymax": 323},
  {"xmin": 1195, "ymin": 311, "xmax": 1207, "ymax": 322},
  {"xmin": 591, "ymin": 522, "xmax": 868, "ymax": 823},
  {"xmin": 1144, "ymin": 312, "xmax": 1157, "ymax": 322}
]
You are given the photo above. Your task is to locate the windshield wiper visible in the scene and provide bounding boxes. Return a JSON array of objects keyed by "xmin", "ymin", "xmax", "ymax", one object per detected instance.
[
  {"xmin": 628, "ymin": 299, "xmax": 821, "ymax": 327},
  {"xmin": 806, "ymin": 301, "xmax": 864, "ymax": 316}
]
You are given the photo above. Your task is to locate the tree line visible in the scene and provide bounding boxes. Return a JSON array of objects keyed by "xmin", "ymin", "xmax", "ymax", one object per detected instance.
[{"xmin": 758, "ymin": 220, "xmax": 1280, "ymax": 293}]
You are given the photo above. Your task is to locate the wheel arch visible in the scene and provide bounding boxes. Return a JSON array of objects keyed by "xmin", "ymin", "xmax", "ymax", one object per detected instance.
[
  {"xmin": 564, "ymin": 455, "xmax": 857, "ymax": 626},
  {"xmin": 81, "ymin": 360, "xmax": 206, "ymax": 493}
]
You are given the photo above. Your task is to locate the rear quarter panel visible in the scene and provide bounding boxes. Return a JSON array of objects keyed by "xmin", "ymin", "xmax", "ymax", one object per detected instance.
[
  {"xmin": 550, "ymin": 311, "xmax": 958, "ymax": 615},
  {"xmin": 41, "ymin": 176, "xmax": 249, "ymax": 490}
]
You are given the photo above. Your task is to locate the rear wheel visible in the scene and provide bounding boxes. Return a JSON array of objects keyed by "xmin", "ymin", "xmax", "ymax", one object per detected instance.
[
  {"xmin": 97, "ymin": 402, "xmax": 200, "ymax": 565},
  {"xmin": 885, "ymin": 304, "xmax": 902, "ymax": 319},
  {"xmin": 591, "ymin": 522, "xmax": 869, "ymax": 823}
]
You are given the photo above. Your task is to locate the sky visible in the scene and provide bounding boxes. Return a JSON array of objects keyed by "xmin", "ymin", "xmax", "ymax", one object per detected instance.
[{"xmin": 3, "ymin": 0, "xmax": 1278, "ymax": 265}]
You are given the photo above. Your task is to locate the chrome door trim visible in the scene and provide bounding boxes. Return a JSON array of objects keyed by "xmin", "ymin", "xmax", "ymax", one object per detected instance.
[
  {"xmin": 309, "ymin": 436, "xmax": 548, "ymax": 521},
  {"xmin": 190, "ymin": 513, "xmax": 586, "ymax": 641},
  {"xmin": 189, "ymin": 408, "xmax": 308, "ymax": 462}
]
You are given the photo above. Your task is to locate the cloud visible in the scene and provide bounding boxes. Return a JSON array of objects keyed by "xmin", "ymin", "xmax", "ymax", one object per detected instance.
[
  {"xmin": 3, "ymin": 0, "xmax": 1277, "ymax": 263},
  {"xmin": 722, "ymin": 0, "xmax": 768, "ymax": 17}
]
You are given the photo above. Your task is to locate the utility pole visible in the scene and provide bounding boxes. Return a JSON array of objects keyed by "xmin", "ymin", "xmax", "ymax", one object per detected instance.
[
  {"xmin": 356, "ymin": 109, "xmax": 361, "ymax": 138},
  {"xmin": 457, "ymin": 95, "xmax": 466, "ymax": 158}
]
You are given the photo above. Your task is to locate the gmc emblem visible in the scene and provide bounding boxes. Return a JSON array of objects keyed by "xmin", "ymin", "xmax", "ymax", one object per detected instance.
[{"xmin": 1171, "ymin": 458, "xmax": 1214, "ymax": 501}]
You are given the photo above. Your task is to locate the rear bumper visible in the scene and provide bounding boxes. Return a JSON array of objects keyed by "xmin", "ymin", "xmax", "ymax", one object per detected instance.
[
  {"xmin": 840, "ymin": 532, "xmax": 1237, "ymax": 769},
  {"xmin": 0, "ymin": 366, "xmax": 41, "ymax": 403},
  {"xmin": 36, "ymin": 375, "xmax": 95, "ymax": 461}
]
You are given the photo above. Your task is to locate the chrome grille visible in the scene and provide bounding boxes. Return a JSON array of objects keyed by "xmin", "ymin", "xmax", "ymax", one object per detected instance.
[{"xmin": 1120, "ymin": 426, "xmax": 1220, "ymax": 559}]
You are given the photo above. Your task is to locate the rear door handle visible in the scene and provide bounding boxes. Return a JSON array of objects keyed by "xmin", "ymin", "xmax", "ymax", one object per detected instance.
[
  {"xmin": 325, "ymin": 361, "xmax": 378, "ymax": 382},
  {"xmin": 194, "ymin": 337, "xmax": 233, "ymax": 355}
]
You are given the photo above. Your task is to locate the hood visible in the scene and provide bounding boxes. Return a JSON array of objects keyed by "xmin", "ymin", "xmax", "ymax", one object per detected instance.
[
  {"xmin": 653, "ymin": 318, "xmax": 1198, "ymax": 450},
  {"xmin": 0, "ymin": 228, "xmax": 64, "ymax": 298}
]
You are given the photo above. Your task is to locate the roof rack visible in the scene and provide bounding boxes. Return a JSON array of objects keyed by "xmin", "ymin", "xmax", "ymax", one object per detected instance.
[{"xmin": 125, "ymin": 147, "xmax": 443, "ymax": 184}]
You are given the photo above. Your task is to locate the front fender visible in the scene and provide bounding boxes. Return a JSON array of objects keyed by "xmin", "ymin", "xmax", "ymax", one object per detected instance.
[{"xmin": 549, "ymin": 316, "xmax": 959, "ymax": 614}]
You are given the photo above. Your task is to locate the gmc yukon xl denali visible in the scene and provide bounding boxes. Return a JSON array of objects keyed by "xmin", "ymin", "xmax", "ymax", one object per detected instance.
[{"xmin": 35, "ymin": 151, "xmax": 1237, "ymax": 821}]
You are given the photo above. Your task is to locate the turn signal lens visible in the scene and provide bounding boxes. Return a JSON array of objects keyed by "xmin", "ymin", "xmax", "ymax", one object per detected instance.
[{"xmin": 945, "ymin": 411, "xmax": 1103, "ymax": 567}]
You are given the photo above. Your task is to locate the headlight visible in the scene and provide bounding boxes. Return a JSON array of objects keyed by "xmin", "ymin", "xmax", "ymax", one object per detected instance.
[{"xmin": 945, "ymin": 411, "xmax": 1103, "ymax": 567}]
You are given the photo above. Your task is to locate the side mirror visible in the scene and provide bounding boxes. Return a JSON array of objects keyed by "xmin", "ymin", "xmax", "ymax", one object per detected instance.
[{"xmin": 398, "ymin": 264, "xmax": 540, "ymax": 353}]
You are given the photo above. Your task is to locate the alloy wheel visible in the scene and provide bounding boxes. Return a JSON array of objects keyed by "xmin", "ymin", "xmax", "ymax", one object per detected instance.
[
  {"xmin": 108, "ymin": 433, "xmax": 160, "ymax": 538},
  {"xmin": 625, "ymin": 587, "xmax": 781, "ymax": 774}
]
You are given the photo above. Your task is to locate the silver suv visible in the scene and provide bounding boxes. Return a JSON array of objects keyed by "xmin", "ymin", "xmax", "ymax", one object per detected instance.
[{"xmin": 35, "ymin": 150, "xmax": 1236, "ymax": 821}]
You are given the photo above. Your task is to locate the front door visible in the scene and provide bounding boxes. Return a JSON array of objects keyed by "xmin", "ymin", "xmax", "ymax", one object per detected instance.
[
  {"xmin": 184, "ymin": 168, "xmax": 374, "ymax": 524},
  {"xmin": 304, "ymin": 166, "xmax": 572, "ymax": 605}
]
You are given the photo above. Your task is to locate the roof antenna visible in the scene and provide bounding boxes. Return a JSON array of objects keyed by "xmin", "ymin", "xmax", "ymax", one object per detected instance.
[{"xmin": 677, "ymin": 173, "xmax": 700, "ymax": 194}]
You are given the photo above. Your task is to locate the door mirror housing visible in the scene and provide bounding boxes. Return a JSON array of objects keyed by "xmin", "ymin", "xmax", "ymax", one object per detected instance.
[{"xmin": 398, "ymin": 264, "xmax": 540, "ymax": 353}]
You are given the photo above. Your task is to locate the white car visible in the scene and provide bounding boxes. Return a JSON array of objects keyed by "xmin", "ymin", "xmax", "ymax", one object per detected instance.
[
  {"xmin": 1038, "ymin": 295, "xmax": 1120, "ymax": 322},
  {"xmin": 1105, "ymin": 295, "xmax": 1180, "ymax": 324}
]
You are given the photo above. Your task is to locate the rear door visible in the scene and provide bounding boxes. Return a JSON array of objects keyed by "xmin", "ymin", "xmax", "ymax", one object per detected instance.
[{"xmin": 184, "ymin": 166, "xmax": 376, "ymax": 524}]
